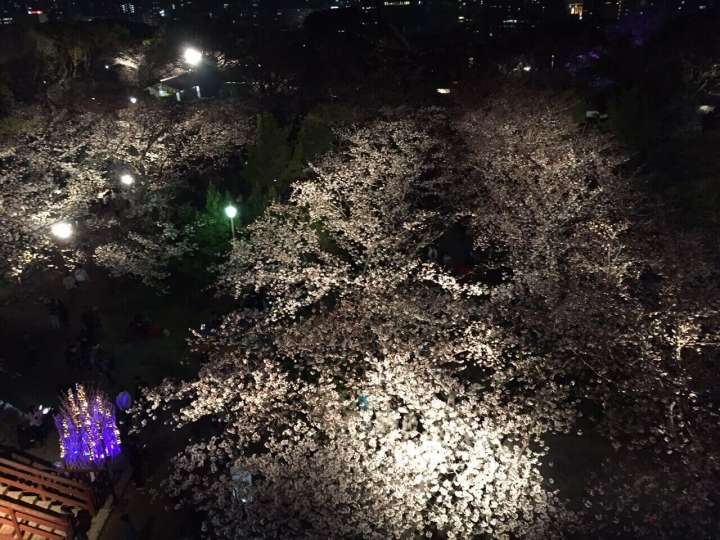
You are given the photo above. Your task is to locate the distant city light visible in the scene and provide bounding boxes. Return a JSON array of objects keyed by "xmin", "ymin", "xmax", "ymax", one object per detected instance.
[
  {"xmin": 129, "ymin": 96, "xmax": 138, "ymax": 104},
  {"xmin": 51, "ymin": 222, "xmax": 73, "ymax": 240},
  {"xmin": 184, "ymin": 47, "xmax": 203, "ymax": 66},
  {"xmin": 105, "ymin": 64, "xmax": 110, "ymax": 69},
  {"xmin": 120, "ymin": 173, "xmax": 135, "ymax": 186},
  {"xmin": 436, "ymin": 88, "xmax": 451, "ymax": 95}
]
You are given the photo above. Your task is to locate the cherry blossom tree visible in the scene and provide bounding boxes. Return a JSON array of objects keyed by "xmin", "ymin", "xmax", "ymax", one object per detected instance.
[
  {"xmin": 0, "ymin": 100, "xmax": 252, "ymax": 287},
  {"xmin": 458, "ymin": 91, "xmax": 720, "ymax": 537},
  {"xmin": 139, "ymin": 93, "xmax": 720, "ymax": 538},
  {"xmin": 139, "ymin": 110, "xmax": 574, "ymax": 538}
]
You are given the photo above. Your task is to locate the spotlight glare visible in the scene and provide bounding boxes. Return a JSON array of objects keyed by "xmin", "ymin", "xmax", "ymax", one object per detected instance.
[
  {"xmin": 184, "ymin": 47, "xmax": 203, "ymax": 66},
  {"xmin": 51, "ymin": 222, "xmax": 73, "ymax": 240}
]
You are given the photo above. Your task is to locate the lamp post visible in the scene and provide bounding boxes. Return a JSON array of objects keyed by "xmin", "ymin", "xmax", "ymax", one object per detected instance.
[{"xmin": 225, "ymin": 204, "xmax": 238, "ymax": 238}]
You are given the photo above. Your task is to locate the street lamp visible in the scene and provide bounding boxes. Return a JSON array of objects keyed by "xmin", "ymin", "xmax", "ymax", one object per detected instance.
[
  {"xmin": 184, "ymin": 47, "xmax": 202, "ymax": 67},
  {"xmin": 120, "ymin": 173, "xmax": 135, "ymax": 186},
  {"xmin": 129, "ymin": 96, "xmax": 138, "ymax": 104},
  {"xmin": 225, "ymin": 204, "xmax": 238, "ymax": 238},
  {"xmin": 436, "ymin": 88, "xmax": 451, "ymax": 95},
  {"xmin": 51, "ymin": 222, "xmax": 73, "ymax": 240}
]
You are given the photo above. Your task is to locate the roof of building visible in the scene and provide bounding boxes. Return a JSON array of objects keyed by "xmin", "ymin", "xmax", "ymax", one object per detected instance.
[{"xmin": 151, "ymin": 70, "xmax": 222, "ymax": 91}]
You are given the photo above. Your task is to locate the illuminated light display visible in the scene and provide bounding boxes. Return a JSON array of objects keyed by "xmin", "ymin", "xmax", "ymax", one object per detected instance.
[{"xmin": 55, "ymin": 385, "xmax": 122, "ymax": 470}]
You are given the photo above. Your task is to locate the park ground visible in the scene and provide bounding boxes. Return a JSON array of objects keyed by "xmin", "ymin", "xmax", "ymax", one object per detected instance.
[{"xmin": 0, "ymin": 264, "xmax": 228, "ymax": 539}]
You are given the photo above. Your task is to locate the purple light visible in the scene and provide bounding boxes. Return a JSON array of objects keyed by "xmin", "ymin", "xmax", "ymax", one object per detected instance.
[
  {"xmin": 55, "ymin": 385, "xmax": 122, "ymax": 470},
  {"xmin": 115, "ymin": 391, "xmax": 133, "ymax": 411}
]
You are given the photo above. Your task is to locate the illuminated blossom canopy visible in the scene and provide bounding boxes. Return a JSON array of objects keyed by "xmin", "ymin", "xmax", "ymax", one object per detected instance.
[
  {"xmin": 55, "ymin": 385, "xmax": 122, "ymax": 470},
  {"xmin": 0, "ymin": 101, "xmax": 252, "ymax": 287},
  {"xmin": 139, "ymin": 93, "xmax": 720, "ymax": 539}
]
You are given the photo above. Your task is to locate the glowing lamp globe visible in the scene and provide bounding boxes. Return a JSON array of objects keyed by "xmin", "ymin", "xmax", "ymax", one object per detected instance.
[
  {"xmin": 225, "ymin": 205, "xmax": 238, "ymax": 219},
  {"xmin": 120, "ymin": 173, "xmax": 135, "ymax": 186},
  {"xmin": 184, "ymin": 47, "xmax": 202, "ymax": 67},
  {"xmin": 51, "ymin": 222, "xmax": 73, "ymax": 240}
]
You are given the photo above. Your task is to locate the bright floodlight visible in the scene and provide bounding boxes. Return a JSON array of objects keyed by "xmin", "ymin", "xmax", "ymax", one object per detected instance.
[
  {"xmin": 51, "ymin": 222, "xmax": 73, "ymax": 240},
  {"xmin": 120, "ymin": 173, "xmax": 135, "ymax": 186},
  {"xmin": 436, "ymin": 88, "xmax": 451, "ymax": 95},
  {"xmin": 184, "ymin": 47, "xmax": 202, "ymax": 66},
  {"xmin": 129, "ymin": 96, "xmax": 138, "ymax": 104},
  {"xmin": 225, "ymin": 204, "xmax": 238, "ymax": 219}
]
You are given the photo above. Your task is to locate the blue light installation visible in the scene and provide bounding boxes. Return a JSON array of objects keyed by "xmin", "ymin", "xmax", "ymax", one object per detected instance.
[{"xmin": 55, "ymin": 385, "xmax": 122, "ymax": 470}]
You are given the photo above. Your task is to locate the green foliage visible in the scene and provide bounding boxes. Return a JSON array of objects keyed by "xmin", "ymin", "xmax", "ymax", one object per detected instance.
[
  {"xmin": 0, "ymin": 23, "xmax": 131, "ymax": 103},
  {"xmin": 195, "ymin": 183, "xmax": 235, "ymax": 256},
  {"xmin": 243, "ymin": 113, "xmax": 293, "ymax": 219},
  {"xmin": 242, "ymin": 112, "xmax": 334, "ymax": 221},
  {"xmin": 607, "ymin": 86, "xmax": 661, "ymax": 151},
  {"xmin": 650, "ymin": 132, "xmax": 720, "ymax": 226},
  {"xmin": 297, "ymin": 114, "xmax": 335, "ymax": 164},
  {"xmin": 137, "ymin": 34, "xmax": 179, "ymax": 87},
  {"xmin": 306, "ymin": 103, "xmax": 358, "ymax": 127},
  {"xmin": 174, "ymin": 184, "xmax": 235, "ymax": 286},
  {"xmin": 0, "ymin": 115, "xmax": 41, "ymax": 138}
]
